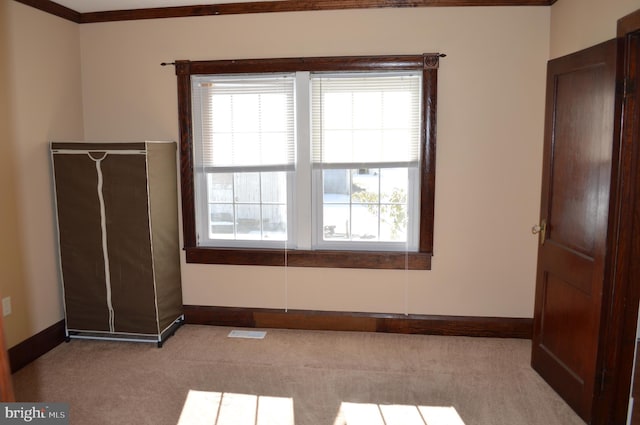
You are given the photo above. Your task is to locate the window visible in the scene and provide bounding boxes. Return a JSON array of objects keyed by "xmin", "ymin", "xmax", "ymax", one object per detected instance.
[
  {"xmin": 175, "ymin": 54, "xmax": 441, "ymax": 269},
  {"xmin": 191, "ymin": 74, "xmax": 295, "ymax": 248},
  {"xmin": 310, "ymin": 72, "xmax": 421, "ymax": 252}
]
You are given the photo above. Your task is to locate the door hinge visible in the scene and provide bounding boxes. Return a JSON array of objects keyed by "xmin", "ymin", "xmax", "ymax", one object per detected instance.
[{"xmin": 598, "ymin": 367, "xmax": 607, "ymax": 394}]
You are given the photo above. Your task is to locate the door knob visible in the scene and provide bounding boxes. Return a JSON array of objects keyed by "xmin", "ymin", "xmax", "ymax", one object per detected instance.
[{"xmin": 531, "ymin": 220, "xmax": 546, "ymax": 245}]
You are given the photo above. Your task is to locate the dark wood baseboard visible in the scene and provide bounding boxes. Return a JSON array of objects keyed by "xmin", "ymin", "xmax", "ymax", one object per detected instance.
[
  {"xmin": 5, "ymin": 309, "xmax": 532, "ymax": 372},
  {"xmin": 8, "ymin": 320, "xmax": 66, "ymax": 373},
  {"xmin": 184, "ymin": 305, "xmax": 533, "ymax": 339}
]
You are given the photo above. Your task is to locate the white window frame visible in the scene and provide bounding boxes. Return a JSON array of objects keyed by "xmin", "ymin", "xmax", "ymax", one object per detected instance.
[
  {"xmin": 192, "ymin": 70, "xmax": 421, "ymax": 252},
  {"xmin": 191, "ymin": 73, "xmax": 296, "ymax": 249},
  {"xmin": 308, "ymin": 71, "xmax": 422, "ymax": 252}
]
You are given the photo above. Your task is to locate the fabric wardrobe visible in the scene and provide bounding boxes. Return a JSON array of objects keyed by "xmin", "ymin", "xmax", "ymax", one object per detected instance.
[{"xmin": 51, "ymin": 141, "xmax": 183, "ymax": 346}]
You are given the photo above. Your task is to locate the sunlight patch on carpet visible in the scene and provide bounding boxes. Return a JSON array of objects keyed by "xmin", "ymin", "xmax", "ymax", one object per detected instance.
[
  {"xmin": 177, "ymin": 390, "xmax": 293, "ymax": 425},
  {"xmin": 333, "ymin": 402, "xmax": 466, "ymax": 425},
  {"xmin": 177, "ymin": 390, "xmax": 464, "ymax": 425}
]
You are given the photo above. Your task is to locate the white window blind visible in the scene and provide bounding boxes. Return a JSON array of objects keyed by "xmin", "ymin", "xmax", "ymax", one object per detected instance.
[
  {"xmin": 311, "ymin": 72, "xmax": 422, "ymax": 169},
  {"xmin": 191, "ymin": 74, "xmax": 296, "ymax": 173}
]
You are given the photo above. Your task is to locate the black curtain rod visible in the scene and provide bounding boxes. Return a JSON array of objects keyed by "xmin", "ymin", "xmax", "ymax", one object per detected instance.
[{"xmin": 160, "ymin": 54, "xmax": 446, "ymax": 67}]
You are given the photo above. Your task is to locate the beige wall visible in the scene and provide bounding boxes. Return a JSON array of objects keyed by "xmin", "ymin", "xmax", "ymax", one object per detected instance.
[
  {"xmin": 80, "ymin": 7, "xmax": 550, "ymax": 318},
  {"xmin": 3, "ymin": 0, "xmax": 637, "ymax": 349},
  {"xmin": 550, "ymin": 0, "xmax": 640, "ymax": 58},
  {"xmin": 3, "ymin": 0, "xmax": 638, "ymax": 348},
  {"xmin": 0, "ymin": 0, "xmax": 31, "ymax": 348},
  {"xmin": 2, "ymin": 1, "xmax": 84, "ymax": 347}
]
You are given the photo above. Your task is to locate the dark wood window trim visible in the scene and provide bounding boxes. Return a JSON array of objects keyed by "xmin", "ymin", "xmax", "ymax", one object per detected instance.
[{"xmin": 175, "ymin": 54, "xmax": 441, "ymax": 270}]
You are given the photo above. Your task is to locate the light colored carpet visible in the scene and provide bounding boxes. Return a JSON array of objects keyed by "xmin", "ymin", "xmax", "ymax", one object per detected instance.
[{"xmin": 12, "ymin": 325, "xmax": 585, "ymax": 425}]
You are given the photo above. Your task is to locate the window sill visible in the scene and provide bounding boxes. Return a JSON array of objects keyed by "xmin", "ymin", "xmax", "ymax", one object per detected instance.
[{"xmin": 185, "ymin": 247, "xmax": 432, "ymax": 270}]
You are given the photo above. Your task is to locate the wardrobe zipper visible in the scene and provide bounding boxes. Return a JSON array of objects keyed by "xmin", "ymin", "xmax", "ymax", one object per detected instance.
[{"xmin": 92, "ymin": 153, "xmax": 116, "ymax": 334}]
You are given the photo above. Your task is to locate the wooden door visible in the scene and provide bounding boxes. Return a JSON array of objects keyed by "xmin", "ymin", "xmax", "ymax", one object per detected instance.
[{"xmin": 531, "ymin": 39, "xmax": 618, "ymax": 422}]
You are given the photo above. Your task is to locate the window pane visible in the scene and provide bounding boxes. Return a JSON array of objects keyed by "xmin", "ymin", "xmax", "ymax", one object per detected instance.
[
  {"xmin": 321, "ymin": 167, "xmax": 412, "ymax": 246},
  {"xmin": 380, "ymin": 168, "xmax": 408, "ymax": 203},
  {"xmin": 233, "ymin": 133, "xmax": 261, "ymax": 166},
  {"xmin": 383, "ymin": 91, "xmax": 413, "ymax": 128},
  {"xmin": 261, "ymin": 93, "xmax": 289, "ymax": 132},
  {"xmin": 353, "ymin": 92, "xmax": 382, "ymax": 129},
  {"xmin": 209, "ymin": 203, "xmax": 234, "ymax": 239},
  {"xmin": 353, "ymin": 130, "xmax": 383, "ymax": 162},
  {"xmin": 193, "ymin": 74, "xmax": 296, "ymax": 169},
  {"xmin": 352, "ymin": 204, "xmax": 379, "ymax": 241},
  {"xmin": 207, "ymin": 173, "xmax": 233, "ymax": 202},
  {"xmin": 323, "ymin": 204, "xmax": 349, "ymax": 240},
  {"xmin": 311, "ymin": 73, "xmax": 421, "ymax": 167},
  {"xmin": 236, "ymin": 204, "xmax": 261, "ymax": 239},
  {"xmin": 380, "ymin": 204, "xmax": 408, "ymax": 241},
  {"xmin": 232, "ymin": 94, "xmax": 260, "ymax": 132},
  {"xmin": 234, "ymin": 173, "xmax": 260, "ymax": 203},
  {"xmin": 382, "ymin": 130, "xmax": 413, "ymax": 162},
  {"xmin": 262, "ymin": 204, "xmax": 287, "ymax": 240},
  {"xmin": 351, "ymin": 169, "xmax": 379, "ymax": 204},
  {"xmin": 261, "ymin": 133, "xmax": 291, "ymax": 170},
  {"xmin": 204, "ymin": 171, "xmax": 289, "ymax": 244},
  {"xmin": 323, "ymin": 92, "xmax": 352, "ymax": 129},
  {"xmin": 262, "ymin": 172, "xmax": 287, "ymax": 203},
  {"xmin": 211, "ymin": 95, "xmax": 233, "ymax": 132},
  {"xmin": 208, "ymin": 133, "xmax": 233, "ymax": 167},
  {"xmin": 322, "ymin": 130, "xmax": 353, "ymax": 164},
  {"xmin": 323, "ymin": 169, "xmax": 350, "ymax": 204}
]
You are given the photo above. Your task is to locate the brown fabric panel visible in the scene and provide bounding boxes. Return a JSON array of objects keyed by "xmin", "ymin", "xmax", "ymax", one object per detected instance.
[
  {"xmin": 51, "ymin": 142, "xmax": 147, "ymax": 151},
  {"xmin": 101, "ymin": 154, "xmax": 158, "ymax": 334},
  {"xmin": 52, "ymin": 154, "xmax": 110, "ymax": 332},
  {"xmin": 146, "ymin": 142, "xmax": 183, "ymax": 331}
]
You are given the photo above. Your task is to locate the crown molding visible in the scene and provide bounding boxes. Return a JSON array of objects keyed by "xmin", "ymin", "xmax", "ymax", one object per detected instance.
[
  {"xmin": 14, "ymin": 0, "xmax": 81, "ymax": 22},
  {"xmin": 14, "ymin": 0, "xmax": 555, "ymax": 24}
]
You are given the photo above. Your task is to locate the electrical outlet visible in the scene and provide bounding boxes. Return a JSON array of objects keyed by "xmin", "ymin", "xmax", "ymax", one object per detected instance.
[{"xmin": 2, "ymin": 297, "xmax": 11, "ymax": 317}]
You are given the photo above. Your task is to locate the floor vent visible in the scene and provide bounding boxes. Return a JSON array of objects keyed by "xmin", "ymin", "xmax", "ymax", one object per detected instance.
[{"xmin": 227, "ymin": 330, "xmax": 267, "ymax": 339}]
